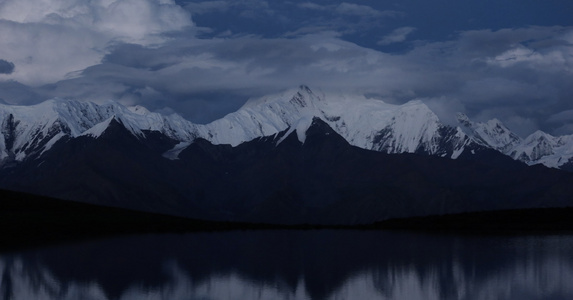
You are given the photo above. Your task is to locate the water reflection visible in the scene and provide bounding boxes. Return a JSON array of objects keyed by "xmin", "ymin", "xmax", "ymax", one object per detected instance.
[{"xmin": 1, "ymin": 231, "xmax": 573, "ymax": 300}]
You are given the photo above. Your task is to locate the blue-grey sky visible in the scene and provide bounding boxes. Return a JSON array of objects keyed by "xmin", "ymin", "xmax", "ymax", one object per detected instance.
[{"xmin": 0, "ymin": 0, "xmax": 572, "ymax": 136}]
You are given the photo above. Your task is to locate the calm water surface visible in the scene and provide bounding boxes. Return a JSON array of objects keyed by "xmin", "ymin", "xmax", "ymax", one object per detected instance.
[{"xmin": 1, "ymin": 230, "xmax": 573, "ymax": 300}]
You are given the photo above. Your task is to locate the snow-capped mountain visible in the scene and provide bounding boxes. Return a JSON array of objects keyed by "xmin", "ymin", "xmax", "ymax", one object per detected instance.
[
  {"xmin": 145, "ymin": 85, "xmax": 469, "ymax": 154},
  {"xmin": 0, "ymin": 99, "xmax": 197, "ymax": 163},
  {"xmin": 214, "ymin": 86, "xmax": 473, "ymax": 157},
  {"xmin": 457, "ymin": 113, "xmax": 573, "ymax": 170},
  {"xmin": 1, "ymin": 85, "xmax": 572, "ymax": 170},
  {"xmin": 0, "ymin": 86, "xmax": 480, "ymax": 165},
  {"xmin": 3, "ymin": 86, "xmax": 573, "ymax": 225},
  {"xmin": 509, "ymin": 131, "xmax": 573, "ymax": 170},
  {"xmin": 2, "ymin": 104, "xmax": 573, "ymax": 224},
  {"xmin": 456, "ymin": 113, "xmax": 521, "ymax": 153}
]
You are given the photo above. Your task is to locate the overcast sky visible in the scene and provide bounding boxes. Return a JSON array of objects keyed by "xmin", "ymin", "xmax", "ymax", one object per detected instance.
[{"xmin": 0, "ymin": 0, "xmax": 572, "ymax": 136}]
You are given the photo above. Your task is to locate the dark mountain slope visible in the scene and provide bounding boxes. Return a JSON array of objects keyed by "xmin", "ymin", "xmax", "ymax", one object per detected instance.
[
  {"xmin": 0, "ymin": 118, "xmax": 191, "ymax": 216},
  {"xmin": 177, "ymin": 119, "xmax": 573, "ymax": 224},
  {"xmin": 1, "ymin": 118, "xmax": 573, "ymax": 225}
]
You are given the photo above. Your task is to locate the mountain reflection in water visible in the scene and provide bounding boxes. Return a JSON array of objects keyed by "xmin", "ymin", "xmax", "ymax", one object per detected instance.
[{"xmin": 1, "ymin": 230, "xmax": 573, "ymax": 300}]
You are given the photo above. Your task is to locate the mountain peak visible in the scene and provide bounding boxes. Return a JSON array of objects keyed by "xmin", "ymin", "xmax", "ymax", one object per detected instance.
[
  {"xmin": 456, "ymin": 112, "xmax": 471, "ymax": 125},
  {"xmin": 240, "ymin": 85, "xmax": 322, "ymax": 111},
  {"xmin": 128, "ymin": 105, "xmax": 151, "ymax": 115},
  {"xmin": 81, "ymin": 116, "xmax": 117, "ymax": 139},
  {"xmin": 457, "ymin": 114, "xmax": 521, "ymax": 153},
  {"xmin": 203, "ymin": 88, "xmax": 459, "ymax": 156},
  {"xmin": 80, "ymin": 116, "xmax": 145, "ymax": 140},
  {"xmin": 526, "ymin": 130, "xmax": 554, "ymax": 142}
]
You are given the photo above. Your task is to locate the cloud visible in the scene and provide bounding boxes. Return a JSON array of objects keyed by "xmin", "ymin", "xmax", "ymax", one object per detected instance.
[
  {"xmin": 297, "ymin": 2, "xmax": 401, "ymax": 18},
  {"xmin": 547, "ymin": 110, "xmax": 573, "ymax": 136},
  {"xmin": 548, "ymin": 110, "xmax": 573, "ymax": 123},
  {"xmin": 288, "ymin": 2, "xmax": 403, "ymax": 38},
  {"xmin": 0, "ymin": 59, "xmax": 15, "ymax": 74},
  {"xmin": 184, "ymin": 1, "xmax": 231, "ymax": 15},
  {"xmin": 335, "ymin": 3, "xmax": 395, "ymax": 18},
  {"xmin": 453, "ymin": 27, "xmax": 573, "ymax": 58},
  {"xmin": 0, "ymin": 0, "xmax": 571, "ymax": 137},
  {"xmin": 185, "ymin": 0, "xmax": 273, "ymax": 18},
  {"xmin": 378, "ymin": 27, "xmax": 416, "ymax": 45},
  {"xmin": 0, "ymin": 0, "xmax": 192, "ymax": 43},
  {"xmin": 0, "ymin": 0, "xmax": 192, "ymax": 86},
  {"xmin": 460, "ymin": 78, "xmax": 542, "ymax": 104},
  {"xmin": 297, "ymin": 2, "xmax": 327, "ymax": 11},
  {"xmin": 0, "ymin": 80, "xmax": 41, "ymax": 105},
  {"xmin": 18, "ymin": 26, "xmax": 570, "ymax": 135},
  {"xmin": 422, "ymin": 27, "xmax": 573, "ymax": 136}
]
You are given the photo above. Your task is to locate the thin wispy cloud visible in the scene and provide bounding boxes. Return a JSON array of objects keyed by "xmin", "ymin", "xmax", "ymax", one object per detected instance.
[
  {"xmin": 298, "ymin": 2, "xmax": 401, "ymax": 18},
  {"xmin": 335, "ymin": 2, "xmax": 399, "ymax": 18},
  {"xmin": 378, "ymin": 27, "xmax": 416, "ymax": 45}
]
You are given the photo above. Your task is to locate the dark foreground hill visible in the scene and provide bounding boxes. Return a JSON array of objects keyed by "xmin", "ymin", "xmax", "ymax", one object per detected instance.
[{"xmin": 2, "ymin": 187, "xmax": 573, "ymax": 251}]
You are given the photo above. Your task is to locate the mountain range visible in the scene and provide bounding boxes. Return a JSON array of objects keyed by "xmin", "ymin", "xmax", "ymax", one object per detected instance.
[
  {"xmin": 1, "ymin": 85, "xmax": 573, "ymax": 224},
  {"xmin": 2, "ymin": 85, "xmax": 572, "ymax": 170}
]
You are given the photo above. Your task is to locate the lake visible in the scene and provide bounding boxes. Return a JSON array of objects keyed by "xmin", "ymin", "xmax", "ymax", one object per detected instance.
[{"xmin": 1, "ymin": 230, "xmax": 573, "ymax": 300}]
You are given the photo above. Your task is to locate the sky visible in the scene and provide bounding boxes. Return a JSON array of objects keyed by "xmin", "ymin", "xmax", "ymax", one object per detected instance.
[{"xmin": 0, "ymin": 0, "xmax": 572, "ymax": 137}]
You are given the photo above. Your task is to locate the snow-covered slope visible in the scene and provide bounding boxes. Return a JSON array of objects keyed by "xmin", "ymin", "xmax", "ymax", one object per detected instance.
[
  {"xmin": 457, "ymin": 113, "xmax": 521, "ymax": 153},
  {"xmin": 0, "ymin": 99, "xmax": 198, "ymax": 162},
  {"xmin": 509, "ymin": 131, "xmax": 573, "ymax": 169}
]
